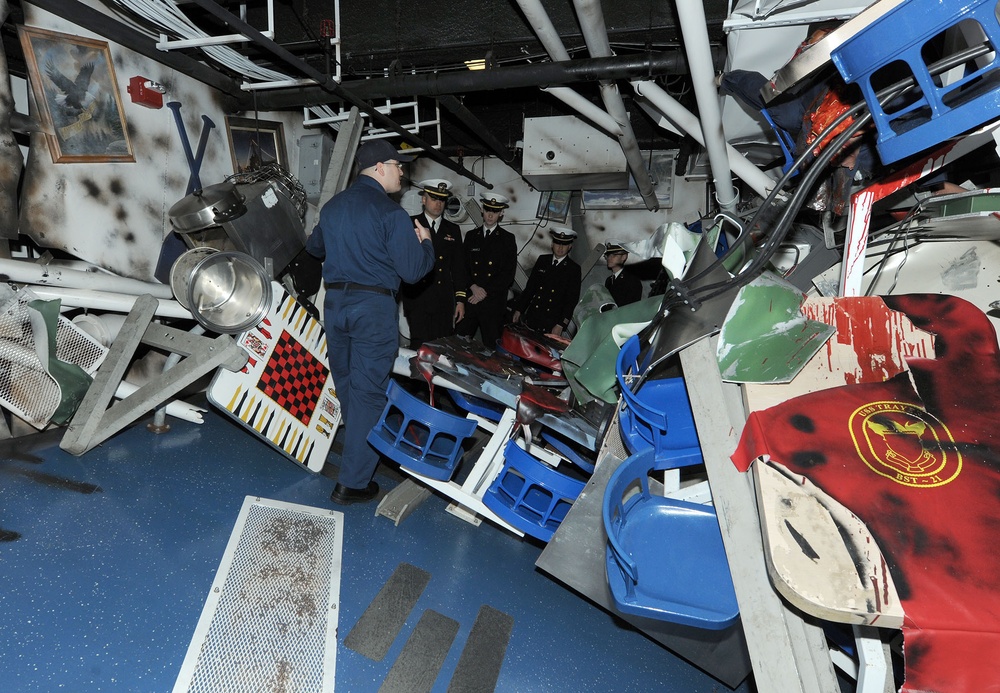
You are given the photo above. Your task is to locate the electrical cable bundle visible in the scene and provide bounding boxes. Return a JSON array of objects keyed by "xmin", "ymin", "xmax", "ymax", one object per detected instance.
[{"xmin": 630, "ymin": 37, "xmax": 1000, "ymax": 384}]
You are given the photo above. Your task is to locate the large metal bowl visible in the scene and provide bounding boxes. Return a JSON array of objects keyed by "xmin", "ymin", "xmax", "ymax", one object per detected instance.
[
  {"xmin": 167, "ymin": 183, "xmax": 246, "ymax": 233},
  {"xmin": 171, "ymin": 249, "xmax": 271, "ymax": 334}
]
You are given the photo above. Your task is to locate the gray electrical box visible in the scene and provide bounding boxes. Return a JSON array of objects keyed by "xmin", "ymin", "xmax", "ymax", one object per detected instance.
[
  {"xmin": 297, "ymin": 133, "xmax": 335, "ymax": 203},
  {"xmin": 522, "ymin": 115, "xmax": 629, "ymax": 191}
]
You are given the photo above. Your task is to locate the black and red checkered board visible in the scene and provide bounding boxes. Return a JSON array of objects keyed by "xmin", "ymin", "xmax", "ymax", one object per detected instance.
[
  {"xmin": 209, "ymin": 283, "xmax": 341, "ymax": 472},
  {"xmin": 257, "ymin": 330, "xmax": 328, "ymax": 424}
]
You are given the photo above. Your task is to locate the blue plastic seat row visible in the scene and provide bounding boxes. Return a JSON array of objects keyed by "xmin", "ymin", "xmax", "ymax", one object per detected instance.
[
  {"xmin": 603, "ymin": 448, "xmax": 739, "ymax": 629},
  {"xmin": 369, "ymin": 381, "xmax": 588, "ymax": 542},
  {"xmin": 367, "ymin": 380, "xmax": 478, "ymax": 481},
  {"xmin": 831, "ymin": 0, "xmax": 1000, "ymax": 163},
  {"xmin": 615, "ymin": 335, "xmax": 703, "ymax": 467}
]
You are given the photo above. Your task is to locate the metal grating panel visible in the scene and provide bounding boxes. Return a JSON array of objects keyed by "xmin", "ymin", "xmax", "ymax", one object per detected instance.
[
  {"xmin": 174, "ymin": 497, "xmax": 344, "ymax": 693},
  {"xmin": 600, "ymin": 402, "xmax": 629, "ymax": 462},
  {"xmin": 0, "ymin": 287, "xmax": 108, "ymax": 427}
]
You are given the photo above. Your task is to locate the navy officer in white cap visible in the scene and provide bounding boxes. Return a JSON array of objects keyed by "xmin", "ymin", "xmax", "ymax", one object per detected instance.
[
  {"xmin": 603, "ymin": 241, "xmax": 643, "ymax": 307},
  {"xmin": 456, "ymin": 193, "xmax": 517, "ymax": 348},
  {"xmin": 512, "ymin": 226, "xmax": 582, "ymax": 337},
  {"xmin": 400, "ymin": 179, "xmax": 467, "ymax": 348}
]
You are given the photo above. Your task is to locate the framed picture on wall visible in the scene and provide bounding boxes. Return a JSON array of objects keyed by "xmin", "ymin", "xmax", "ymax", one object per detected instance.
[
  {"xmin": 536, "ymin": 190, "xmax": 572, "ymax": 222},
  {"xmin": 17, "ymin": 26, "xmax": 134, "ymax": 163},
  {"xmin": 582, "ymin": 150, "xmax": 676, "ymax": 210},
  {"xmin": 225, "ymin": 116, "xmax": 287, "ymax": 173}
]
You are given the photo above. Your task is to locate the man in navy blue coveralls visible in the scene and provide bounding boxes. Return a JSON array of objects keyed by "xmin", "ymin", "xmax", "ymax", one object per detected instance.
[{"xmin": 305, "ymin": 139, "xmax": 434, "ymax": 504}]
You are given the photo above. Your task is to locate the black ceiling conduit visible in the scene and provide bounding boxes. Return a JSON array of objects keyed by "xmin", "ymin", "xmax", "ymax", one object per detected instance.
[
  {"xmin": 28, "ymin": 0, "xmax": 246, "ymax": 99},
  {"xmin": 187, "ymin": 0, "xmax": 493, "ymax": 188},
  {"xmin": 436, "ymin": 95, "xmax": 513, "ymax": 162},
  {"xmin": 257, "ymin": 50, "xmax": 720, "ymax": 109}
]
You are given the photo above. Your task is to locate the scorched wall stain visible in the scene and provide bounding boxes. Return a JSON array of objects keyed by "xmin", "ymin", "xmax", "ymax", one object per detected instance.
[{"xmin": 16, "ymin": 5, "xmax": 254, "ymax": 282}]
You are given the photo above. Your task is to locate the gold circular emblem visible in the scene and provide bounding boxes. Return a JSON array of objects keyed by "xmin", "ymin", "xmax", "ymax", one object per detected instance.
[{"xmin": 849, "ymin": 400, "xmax": 961, "ymax": 488}]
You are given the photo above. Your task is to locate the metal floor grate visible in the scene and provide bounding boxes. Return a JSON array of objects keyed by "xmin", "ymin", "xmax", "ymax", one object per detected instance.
[{"xmin": 174, "ymin": 497, "xmax": 344, "ymax": 693}]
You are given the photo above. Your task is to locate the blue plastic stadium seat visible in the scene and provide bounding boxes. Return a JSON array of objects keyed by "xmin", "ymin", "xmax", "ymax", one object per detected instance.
[
  {"xmin": 367, "ymin": 380, "xmax": 478, "ymax": 481},
  {"xmin": 446, "ymin": 388, "xmax": 505, "ymax": 422},
  {"xmin": 615, "ymin": 335, "xmax": 703, "ymax": 466},
  {"xmin": 540, "ymin": 429, "xmax": 597, "ymax": 475},
  {"xmin": 831, "ymin": 0, "xmax": 1000, "ymax": 163},
  {"xmin": 483, "ymin": 440, "xmax": 587, "ymax": 542},
  {"xmin": 603, "ymin": 448, "xmax": 739, "ymax": 629}
]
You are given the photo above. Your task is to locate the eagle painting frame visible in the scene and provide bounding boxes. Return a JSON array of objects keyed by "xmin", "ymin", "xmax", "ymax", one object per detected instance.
[
  {"xmin": 17, "ymin": 26, "xmax": 134, "ymax": 164},
  {"xmin": 225, "ymin": 116, "xmax": 287, "ymax": 174}
]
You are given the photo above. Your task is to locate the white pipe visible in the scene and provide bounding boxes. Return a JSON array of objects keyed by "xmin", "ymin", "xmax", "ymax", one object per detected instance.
[
  {"xmin": 597, "ymin": 82, "xmax": 659, "ymax": 210},
  {"xmin": 0, "ymin": 258, "xmax": 174, "ymax": 299},
  {"xmin": 516, "ymin": 0, "xmax": 625, "ymax": 138},
  {"xmin": 115, "ymin": 381, "xmax": 205, "ymax": 424},
  {"xmin": 515, "ymin": 0, "xmax": 571, "ymax": 61},
  {"xmin": 541, "ymin": 87, "xmax": 623, "ymax": 136},
  {"xmin": 674, "ymin": 0, "xmax": 738, "ymax": 211},
  {"xmin": 571, "ymin": 0, "xmax": 658, "ymax": 210},
  {"xmin": 631, "ymin": 80, "xmax": 774, "ymax": 199},
  {"xmin": 71, "ymin": 312, "xmax": 128, "ymax": 347},
  {"xmin": 152, "ymin": 324, "xmax": 206, "ymax": 428},
  {"xmin": 26, "ymin": 286, "xmax": 193, "ymax": 320}
]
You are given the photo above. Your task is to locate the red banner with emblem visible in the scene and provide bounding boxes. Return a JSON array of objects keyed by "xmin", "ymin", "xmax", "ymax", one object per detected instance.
[{"xmin": 732, "ymin": 294, "xmax": 1000, "ymax": 693}]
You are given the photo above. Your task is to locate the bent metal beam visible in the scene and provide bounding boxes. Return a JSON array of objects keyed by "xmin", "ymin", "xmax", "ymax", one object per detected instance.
[
  {"xmin": 186, "ymin": 0, "xmax": 492, "ymax": 188},
  {"xmin": 254, "ymin": 51, "xmax": 719, "ymax": 109}
]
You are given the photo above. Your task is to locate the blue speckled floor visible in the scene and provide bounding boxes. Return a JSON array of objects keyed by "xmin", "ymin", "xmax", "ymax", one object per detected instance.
[{"xmin": 0, "ymin": 404, "xmax": 754, "ymax": 692}]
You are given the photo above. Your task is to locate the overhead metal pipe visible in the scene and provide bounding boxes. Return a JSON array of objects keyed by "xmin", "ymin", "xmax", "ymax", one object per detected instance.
[
  {"xmin": 540, "ymin": 87, "xmax": 622, "ymax": 135},
  {"xmin": 631, "ymin": 80, "xmax": 774, "ymax": 199},
  {"xmin": 597, "ymin": 82, "xmax": 659, "ymax": 211},
  {"xmin": 437, "ymin": 95, "xmax": 513, "ymax": 161},
  {"xmin": 27, "ymin": 0, "xmax": 246, "ymax": 99},
  {"xmin": 515, "ymin": 0, "xmax": 572, "ymax": 61},
  {"xmin": 517, "ymin": 0, "xmax": 659, "ymax": 192},
  {"xmin": 674, "ymin": 0, "xmax": 738, "ymax": 212},
  {"xmin": 571, "ymin": 0, "xmax": 659, "ymax": 211},
  {"xmin": 254, "ymin": 51, "xmax": 714, "ymax": 108},
  {"xmin": 186, "ymin": 0, "xmax": 492, "ymax": 188},
  {"xmin": 508, "ymin": 0, "xmax": 629, "ymax": 140}
]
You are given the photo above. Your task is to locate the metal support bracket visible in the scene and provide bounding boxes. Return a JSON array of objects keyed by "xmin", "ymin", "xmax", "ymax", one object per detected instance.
[
  {"xmin": 60, "ymin": 295, "xmax": 248, "ymax": 456},
  {"xmin": 375, "ymin": 478, "xmax": 433, "ymax": 525},
  {"xmin": 318, "ymin": 106, "xmax": 364, "ymax": 208}
]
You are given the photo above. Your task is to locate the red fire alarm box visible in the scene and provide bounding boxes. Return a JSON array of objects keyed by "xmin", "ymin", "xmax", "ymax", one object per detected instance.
[{"xmin": 128, "ymin": 76, "xmax": 164, "ymax": 109}]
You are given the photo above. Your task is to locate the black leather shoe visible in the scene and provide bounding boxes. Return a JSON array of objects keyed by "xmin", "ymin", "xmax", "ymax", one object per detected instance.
[{"xmin": 330, "ymin": 481, "xmax": 379, "ymax": 505}]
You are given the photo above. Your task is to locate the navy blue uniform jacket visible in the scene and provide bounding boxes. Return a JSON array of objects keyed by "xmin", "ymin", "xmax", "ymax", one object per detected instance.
[
  {"xmin": 605, "ymin": 269, "xmax": 643, "ymax": 307},
  {"xmin": 305, "ymin": 175, "xmax": 433, "ymax": 289},
  {"xmin": 515, "ymin": 254, "xmax": 582, "ymax": 331},
  {"xmin": 401, "ymin": 213, "xmax": 467, "ymax": 309},
  {"xmin": 464, "ymin": 224, "xmax": 517, "ymax": 301}
]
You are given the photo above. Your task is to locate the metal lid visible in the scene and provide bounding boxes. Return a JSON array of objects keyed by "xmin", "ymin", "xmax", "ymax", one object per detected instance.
[
  {"xmin": 167, "ymin": 182, "xmax": 246, "ymax": 233},
  {"xmin": 185, "ymin": 251, "xmax": 272, "ymax": 334}
]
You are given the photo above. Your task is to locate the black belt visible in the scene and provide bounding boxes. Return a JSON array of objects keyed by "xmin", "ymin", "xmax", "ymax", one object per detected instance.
[{"xmin": 325, "ymin": 281, "xmax": 395, "ymax": 297}]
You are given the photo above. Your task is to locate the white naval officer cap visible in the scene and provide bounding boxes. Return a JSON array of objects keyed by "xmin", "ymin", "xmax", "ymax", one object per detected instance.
[
  {"xmin": 480, "ymin": 193, "xmax": 510, "ymax": 211},
  {"xmin": 418, "ymin": 178, "xmax": 453, "ymax": 200},
  {"xmin": 550, "ymin": 226, "xmax": 578, "ymax": 244}
]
